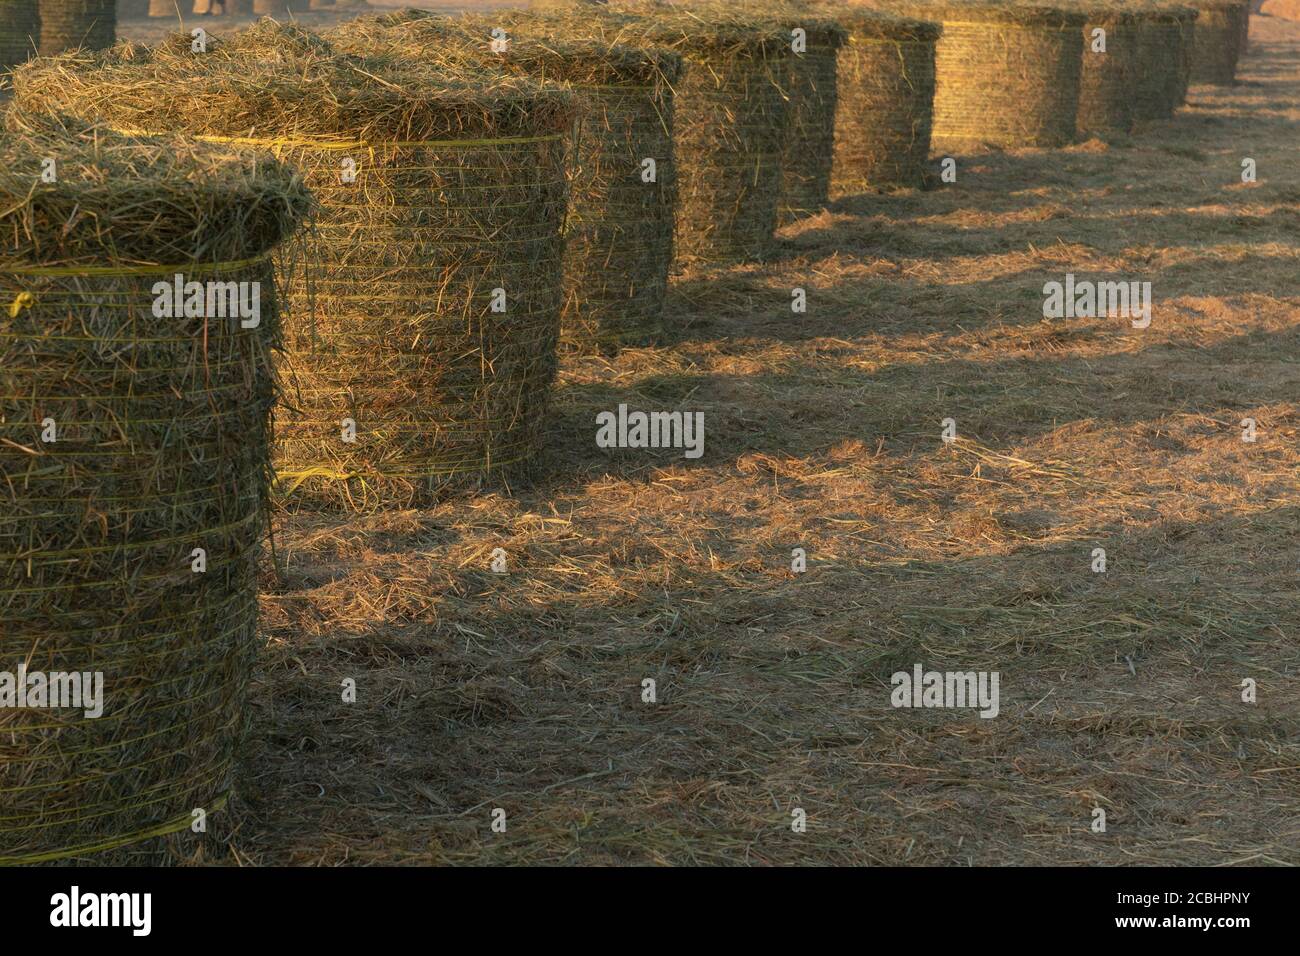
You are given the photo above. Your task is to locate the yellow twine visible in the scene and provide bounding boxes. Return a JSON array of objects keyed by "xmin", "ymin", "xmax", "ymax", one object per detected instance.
[
  {"xmin": 106, "ymin": 127, "xmax": 564, "ymax": 151},
  {"xmin": 0, "ymin": 254, "xmax": 270, "ymax": 278},
  {"xmin": 7, "ymin": 291, "xmax": 34, "ymax": 317},
  {"xmin": 0, "ymin": 792, "xmax": 229, "ymax": 865}
]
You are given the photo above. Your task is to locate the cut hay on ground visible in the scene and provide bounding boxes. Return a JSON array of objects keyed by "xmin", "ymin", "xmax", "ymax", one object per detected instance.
[
  {"xmin": 13, "ymin": 23, "xmax": 576, "ymax": 511},
  {"xmin": 1190, "ymin": 0, "xmax": 1248, "ymax": 82},
  {"xmin": 0, "ymin": 112, "xmax": 307, "ymax": 865},
  {"xmin": 37, "ymin": 0, "xmax": 115, "ymax": 56},
  {"xmin": 330, "ymin": 8, "xmax": 684, "ymax": 351},
  {"xmin": 822, "ymin": 4, "xmax": 940, "ymax": 192},
  {"xmin": 908, "ymin": 1, "xmax": 1088, "ymax": 150}
]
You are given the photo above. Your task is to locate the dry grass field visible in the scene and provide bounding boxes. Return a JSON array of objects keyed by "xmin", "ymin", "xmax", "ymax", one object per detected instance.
[{"xmin": 125, "ymin": 11, "xmax": 1300, "ymax": 866}]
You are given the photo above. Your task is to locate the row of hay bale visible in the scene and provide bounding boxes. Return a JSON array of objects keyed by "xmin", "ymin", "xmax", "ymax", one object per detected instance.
[
  {"xmin": 0, "ymin": 0, "xmax": 1261, "ymax": 861},
  {"xmin": 0, "ymin": 0, "xmax": 113, "ymax": 67}
]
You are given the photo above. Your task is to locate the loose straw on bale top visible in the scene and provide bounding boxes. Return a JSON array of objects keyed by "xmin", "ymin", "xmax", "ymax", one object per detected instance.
[
  {"xmin": 1188, "ymin": 0, "xmax": 1247, "ymax": 84},
  {"xmin": 330, "ymin": 8, "xmax": 684, "ymax": 350},
  {"xmin": 900, "ymin": 1, "xmax": 1088, "ymax": 151},
  {"xmin": 14, "ymin": 22, "xmax": 577, "ymax": 510},
  {"xmin": 817, "ymin": 3, "xmax": 940, "ymax": 192},
  {"xmin": 0, "ymin": 112, "xmax": 307, "ymax": 865}
]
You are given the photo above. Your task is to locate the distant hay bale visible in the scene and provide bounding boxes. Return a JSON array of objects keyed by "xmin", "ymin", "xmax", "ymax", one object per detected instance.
[
  {"xmin": 824, "ymin": 6, "xmax": 940, "ymax": 192},
  {"xmin": 330, "ymin": 8, "xmax": 684, "ymax": 350},
  {"xmin": 522, "ymin": 2, "xmax": 793, "ymax": 263},
  {"xmin": 1130, "ymin": 4, "xmax": 1197, "ymax": 120},
  {"xmin": 624, "ymin": 12, "xmax": 792, "ymax": 263},
  {"xmin": 770, "ymin": 16, "xmax": 846, "ymax": 225},
  {"xmin": 909, "ymin": 2, "xmax": 1088, "ymax": 151},
  {"xmin": 37, "ymin": 0, "xmax": 115, "ymax": 56},
  {"xmin": 0, "ymin": 113, "xmax": 307, "ymax": 864},
  {"xmin": 1189, "ymin": 0, "xmax": 1246, "ymax": 84},
  {"xmin": 1073, "ymin": 5, "xmax": 1142, "ymax": 138},
  {"xmin": 13, "ymin": 23, "xmax": 576, "ymax": 510},
  {"xmin": 0, "ymin": 0, "xmax": 39, "ymax": 72}
]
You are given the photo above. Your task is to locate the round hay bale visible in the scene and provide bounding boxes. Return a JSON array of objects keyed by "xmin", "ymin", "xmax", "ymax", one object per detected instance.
[
  {"xmin": 0, "ymin": 0, "xmax": 39, "ymax": 73},
  {"xmin": 822, "ymin": 5, "xmax": 940, "ymax": 192},
  {"xmin": 518, "ymin": 2, "xmax": 793, "ymax": 263},
  {"xmin": 146, "ymin": 0, "xmax": 178, "ymax": 15},
  {"xmin": 330, "ymin": 9, "xmax": 684, "ymax": 350},
  {"xmin": 750, "ymin": 11, "xmax": 846, "ymax": 226},
  {"xmin": 622, "ymin": 11, "xmax": 793, "ymax": 264},
  {"xmin": 37, "ymin": 0, "xmax": 115, "ymax": 56},
  {"xmin": 908, "ymin": 1, "xmax": 1088, "ymax": 151},
  {"xmin": 1189, "ymin": 0, "xmax": 1246, "ymax": 83},
  {"xmin": 0, "ymin": 112, "xmax": 307, "ymax": 864},
  {"xmin": 117, "ymin": 0, "xmax": 150, "ymax": 18},
  {"xmin": 1127, "ymin": 3, "xmax": 1197, "ymax": 121},
  {"xmin": 1069, "ymin": 4, "xmax": 1142, "ymax": 138},
  {"xmin": 13, "ymin": 24, "xmax": 576, "ymax": 510}
]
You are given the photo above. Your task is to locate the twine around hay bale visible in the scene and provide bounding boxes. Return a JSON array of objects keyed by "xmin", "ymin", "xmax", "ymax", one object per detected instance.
[
  {"xmin": 1189, "ymin": 0, "xmax": 1246, "ymax": 83},
  {"xmin": 37, "ymin": 0, "xmax": 115, "ymax": 56},
  {"xmin": 821, "ymin": 5, "xmax": 940, "ymax": 193},
  {"xmin": 0, "ymin": 112, "xmax": 307, "ymax": 865},
  {"xmin": 905, "ymin": 2, "xmax": 1088, "ymax": 151},
  {"xmin": 12, "ymin": 24, "xmax": 577, "ymax": 510},
  {"xmin": 330, "ymin": 9, "xmax": 684, "ymax": 351},
  {"xmin": 0, "ymin": 0, "xmax": 39, "ymax": 73}
]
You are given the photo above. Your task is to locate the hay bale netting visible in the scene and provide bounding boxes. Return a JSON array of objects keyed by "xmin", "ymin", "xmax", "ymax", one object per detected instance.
[
  {"xmin": 823, "ymin": 6, "xmax": 940, "ymax": 192},
  {"xmin": 1072, "ymin": 4, "xmax": 1142, "ymax": 138},
  {"xmin": 37, "ymin": 0, "xmax": 115, "ymax": 56},
  {"xmin": 1129, "ymin": 3, "xmax": 1197, "ymax": 120},
  {"xmin": 1189, "ymin": 0, "xmax": 1246, "ymax": 83},
  {"xmin": 909, "ymin": 1, "xmax": 1087, "ymax": 150},
  {"xmin": 13, "ymin": 24, "xmax": 576, "ymax": 510},
  {"xmin": 0, "ymin": 0, "xmax": 39, "ymax": 73},
  {"xmin": 0, "ymin": 113, "xmax": 307, "ymax": 864},
  {"xmin": 330, "ymin": 10, "xmax": 684, "ymax": 349}
]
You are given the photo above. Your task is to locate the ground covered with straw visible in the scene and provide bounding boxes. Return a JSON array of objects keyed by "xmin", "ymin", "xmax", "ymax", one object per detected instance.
[{"xmin": 96, "ymin": 15, "xmax": 1299, "ymax": 866}]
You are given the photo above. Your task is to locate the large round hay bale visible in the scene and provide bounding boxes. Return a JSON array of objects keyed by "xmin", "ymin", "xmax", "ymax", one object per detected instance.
[
  {"xmin": 37, "ymin": 0, "xmax": 114, "ymax": 56},
  {"xmin": 0, "ymin": 113, "xmax": 307, "ymax": 864},
  {"xmin": 1189, "ymin": 0, "xmax": 1246, "ymax": 83},
  {"xmin": 771, "ymin": 16, "xmax": 845, "ymax": 225},
  {"xmin": 13, "ymin": 24, "xmax": 576, "ymax": 510},
  {"xmin": 0, "ymin": 0, "xmax": 39, "ymax": 72},
  {"xmin": 330, "ymin": 10, "xmax": 683, "ymax": 350},
  {"xmin": 1072, "ymin": 4, "xmax": 1142, "ymax": 138},
  {"xmin": 1129, "ymin": 3, "xmax": 1197, "ymax": 120},
  {"xmin": 825, "ymin": 6, "xmax": 940, "ymax": 192},
  {"xmin": 630, "ymin": 14, "xmax": 792, "ymax": 263},
  {"xmin": 521, "ymin": 2, "xmax": 792, "ymax": 264},
  {"xmin": 911, "ymin": 1, "xmax": 1088, "ymax": 151}
]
